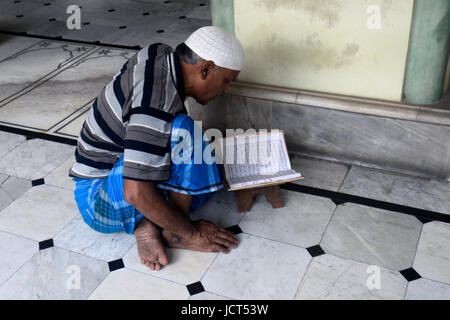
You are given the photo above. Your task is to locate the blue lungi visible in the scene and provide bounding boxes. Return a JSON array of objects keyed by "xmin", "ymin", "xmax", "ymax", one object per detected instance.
[{"xmin": 73, "ymin": 114, "xmax": 223, "ymax": 234}]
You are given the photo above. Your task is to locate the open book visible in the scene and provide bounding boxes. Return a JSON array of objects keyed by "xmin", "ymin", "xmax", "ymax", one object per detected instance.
[{"xmin": 217, "ymin": 131, "xmax": 303, "ymax": 191}]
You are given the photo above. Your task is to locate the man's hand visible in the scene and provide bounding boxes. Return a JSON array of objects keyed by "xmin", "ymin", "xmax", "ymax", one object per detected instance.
[{"xmin": 190, "ymin": 220, "xmax": 239, "ymax": 253}]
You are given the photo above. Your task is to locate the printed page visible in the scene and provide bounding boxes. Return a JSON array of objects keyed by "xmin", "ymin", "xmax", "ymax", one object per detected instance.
[{"xmin": 223, "ymin": 131, "xmax": 302, "ymax": 188}]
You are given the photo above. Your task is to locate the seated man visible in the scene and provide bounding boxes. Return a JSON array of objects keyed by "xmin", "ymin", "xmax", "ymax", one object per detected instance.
[{"xmin": 69, "ymin": 26, "xmax": 245, "ymax": 270}]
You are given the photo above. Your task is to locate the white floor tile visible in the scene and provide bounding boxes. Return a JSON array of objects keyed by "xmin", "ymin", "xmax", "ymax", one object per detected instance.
[
  {"xmin": 0, "ymin": 47, "xmax": 130, "ymax": 131},
  {"xmin": 290, "ymin": 155, "xmax": 349, "ymax": 191},
  {"xmin": 54, "ymin": 215, "xmax": 136, "ymax": 262},
  {"xmin": 44, "ymin": 156, "xmax": 75, "ymax": 190},
  {"xmin": 0, "ymin": 188, "xmax": 14, "ymax": 212},
  {"xmin": 405, "ymin": 278, "xmax": 450, "ymax": 300},
  {"xmin": 0, "ymin": 231, "xmax": 38, "ymax": 286},
  {"xmin": 0, "ymin": 176, "xmax": 31, "ymax": 200},
  {"xmin": 56, "ymin": 112, "xmax": 88, "ymax": 137},
  {"xmin": 295, "ymin": 254, "xmax": 407, "ymax": 300},
  {"xmin": 0, "ymin": 185, "xmax": 77, "ymax": 242},
  {"xmin": 0, "ymin": 131, "xmax": 26, "ymax": 159},
  {"xmin": 0, "ymin": 40, "xmax": 91, "ymax": 101},
  {"xmin": 123, "ymin": 244, "xmax": 217, "ymax": 285},
  {"xmin": 189, "ymin": 292, "xmax": 231, "ymax": 300},
  {"xmin": 414, "ymin": 222, "xmax": 450, "ymax": 284},
  {"xmin": 202, "ymin": 233, "xmax": 311, "ymax": 300},
  {"xmin": 340, "ymin": 166, "xmax": 450, "ymax": 214},
  {"xmin": 0, "ymin": 247, "xmax": 109, "ymax": 300},
  {"xmin": 0, "ymin": 36, "xmax": 41, "ymax": 61},
  {"xmin": 88, "ymin": 268, "xmax": 189, "ymax": 300},
  {"xmin": 321, "ymin": 203, "xmax": 422, "ymax": 271},
  {"xmin": 240, "ymin": 190, "xmax": 336, "ymax": 248},
  {"xmin": 190, "ymin": 189, "xmax": 246, "ymax": 228},
  {"xmin": 0, "ymin": 139, "xmax": 74, "ymax": 180}
]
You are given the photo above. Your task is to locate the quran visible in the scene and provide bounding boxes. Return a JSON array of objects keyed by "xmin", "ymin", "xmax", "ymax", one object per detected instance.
[{"xmin": 217, "ymin": 130, "xmax": 303, "ymax": 191}]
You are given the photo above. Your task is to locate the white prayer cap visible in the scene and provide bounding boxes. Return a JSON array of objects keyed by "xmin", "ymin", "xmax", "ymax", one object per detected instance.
[{"xmin": 184, "ymin": 26, "xmax": 245, "ymax": 71}]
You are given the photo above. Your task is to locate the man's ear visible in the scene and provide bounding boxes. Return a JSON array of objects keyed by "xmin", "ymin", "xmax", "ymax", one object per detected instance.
[{"xmin": 200, "ymin": 60, "xmax": 216, "ymax": 80}]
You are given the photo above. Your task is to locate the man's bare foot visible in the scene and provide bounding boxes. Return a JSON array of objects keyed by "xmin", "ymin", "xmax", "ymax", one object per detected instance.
[
  {"xmin": 161, "ymin": 229, "xmax": 230, "ymax": 253},
  {"xmin": 134, "ymin": 219, "xmax": 169, "ymax": 270}
]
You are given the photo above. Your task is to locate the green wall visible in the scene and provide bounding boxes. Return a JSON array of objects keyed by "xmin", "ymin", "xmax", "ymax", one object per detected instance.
[
  {"xmin": 403, "ymin": 0, "xmax": 450, "ymax": 104},
  {"xmin": 211, "ymin": 0, "xmax": 235, "ymax": 35}
]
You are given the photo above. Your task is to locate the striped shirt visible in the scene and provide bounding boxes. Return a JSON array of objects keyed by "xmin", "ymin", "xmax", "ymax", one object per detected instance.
[{"xmin": 69, "ymin": 43, "xmax": 187, "ymax": 182}]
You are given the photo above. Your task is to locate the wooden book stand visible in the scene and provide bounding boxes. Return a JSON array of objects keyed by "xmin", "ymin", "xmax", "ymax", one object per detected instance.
[{"xmin": 234, "ymin": 185, "xmax": 284, "ymax": 213}]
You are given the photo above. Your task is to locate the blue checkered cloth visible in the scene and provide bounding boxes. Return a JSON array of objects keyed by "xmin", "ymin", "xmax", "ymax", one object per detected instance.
[{"xmin": 73, "ymin": 114, "xmax": 224, "ymax": 235}]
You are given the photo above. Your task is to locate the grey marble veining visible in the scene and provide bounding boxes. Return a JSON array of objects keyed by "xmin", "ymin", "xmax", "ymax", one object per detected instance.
[
  {"xmin": 190, "ymin": 189, "xmax": 246, "ymax": 228},
  {"xmin": 0, "ymin": 176, "xmax": 31, "ymax": 200},
  {"xmin": 202, "ymin": 233, "xmax": 311, "ymax": 300},
  {"xmin": 296, "ymin": 254, "xmax": 407, "ymax": 300},
  {"xmin": 0, "ymin": 40, "xmax": 93, "ymax": 102},
  {"xmin": 320, "ymin": 203, "xmax": 423, "ymax": 271},
  {"xmin": 0, "ymin": 173, "xmax": 7, "ymax": 185},
  {"xmin": 88, "ymin": 268, "xmax": 189, "ymax": 300},
  {"xmin": 123, "ymin": 244, "xmax": 217, "ymax": 285},
  {"xmin": 0, "ymin": 185, "xmax": 77, "ymax": 242},
  {"xmin": 0, "ymin": 131, "xmax": 26, "ymax": 159},
  {"xmin": 240, "ymin": 190, "xmax": 336, "ymax": 248},
  {"xmin": 271, "ymin": 101, "xmax": 450, "ymax": 181},
  {"xmin": 56, "ymin": 111, "xmax": 88, "ymax": 137},
  {"xmin": 0, "ymin": 139, "xmax": 74, "ymax": 180},
  {"xmin": 188, "ymin": 95, "xmax": 273, "ymax": 133},
  {"xmin": 0, "ymin": 188, "xmax": 14, "ymax": 213},
  {"xmin": 0, "ymin": 35, "xmax": 41, "ymax": 62},
  {"xmin": 340, "ymin": 166, "xmax": 450, "ymax": 215},
  {"xmin": 0, "ymin": 247, "xmax": 109, "ymax": 300},
  {"xmin": 54, "ymin": 215, "xmax": 137, "ymax": 262},
  {"xmin": 405, "ymin": 278, "xmax": 450, "ymax": 300},
  {"xmin": 290, "ymin": 154, "xmax": 350, "ymax": 191},
  {"xmin": 0, "ymin": 231, "xmax": 38, "ymax": 287},
  {"xmin": 44, "ymin": 156, "xmax": 75, "ymax": 190},
  {"xmin": 0, "ymin": 46, "xmax": 130, "ymax": 131},
  {"xmin": 413, "ymin": 222, "xmax": 450, "ymax": 284}
]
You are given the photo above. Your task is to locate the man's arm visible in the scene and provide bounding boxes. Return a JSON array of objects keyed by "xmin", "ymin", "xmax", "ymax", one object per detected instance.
[{"xmin": 123, "ymin": 179, "xmax": 238, "ymax": 252}]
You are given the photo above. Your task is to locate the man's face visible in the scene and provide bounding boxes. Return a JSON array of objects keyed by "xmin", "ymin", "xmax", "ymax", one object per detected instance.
[{"xmin": 192, "ymin": 62, "xmax": 240, "ymax": 105}]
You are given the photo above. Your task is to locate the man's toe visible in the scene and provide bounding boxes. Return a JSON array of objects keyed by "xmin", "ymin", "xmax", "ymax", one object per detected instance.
[{"xmin": 159, "ymin": 254, "xmax": 169, "ymax": 266}]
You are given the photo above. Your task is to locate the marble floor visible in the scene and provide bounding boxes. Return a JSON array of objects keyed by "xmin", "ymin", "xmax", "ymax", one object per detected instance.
[
  {"xmin": 0, "ymin": 1, "xmax": 449, "ymax": 301},
  {"xmin": 0, "ymin": 0, "xmax": 210, "ymax": 140},
  {"xmin": 0, "ymin": 130, "xmax": 449, "ymax": 300}
]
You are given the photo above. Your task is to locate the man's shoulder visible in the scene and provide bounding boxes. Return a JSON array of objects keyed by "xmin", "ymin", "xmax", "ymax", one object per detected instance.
[{"xmin": 139, "ymin": 42, "xmax": 174, "ymax": 57}]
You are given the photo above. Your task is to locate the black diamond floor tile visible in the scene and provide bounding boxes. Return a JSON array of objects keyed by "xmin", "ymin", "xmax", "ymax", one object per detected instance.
[
  {"xmin": 400, "ymin": 268, "xmax": 422, "ymax": 282},
  {"xmin": 38, "ymin": 239, "xmax": 54, "ymax": 250},
  {"xmin": 31, "ymin": 178, "xmax": 45, "ymax": 187},
  {"xmin": 186, "ymin": 281, "xmax": 205, "ymax": 296},
  {"xmin": 108, "ymin": 259, "xmax": 125, "ymax": 272},
  {"xmin": 225, "ymin": 225, "xmax": 243, "ymax": 235},
  {"xmin": 306, "ymin": 245, "xmax": 325, "ymax": 258}
]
